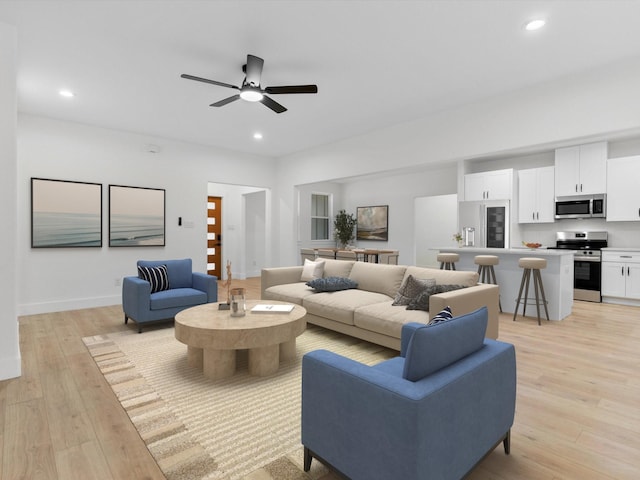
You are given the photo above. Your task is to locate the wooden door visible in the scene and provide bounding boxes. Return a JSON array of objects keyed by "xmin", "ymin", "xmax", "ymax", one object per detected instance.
[{"xmin": 207, "ymin": 196, "xmax": 222, "ymax": 278}]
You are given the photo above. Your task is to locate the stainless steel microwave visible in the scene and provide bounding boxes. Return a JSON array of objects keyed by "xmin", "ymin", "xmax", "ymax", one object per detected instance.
[{"xmin": 555, "ymin": 194, "xmax": 606, "ymax": 219}]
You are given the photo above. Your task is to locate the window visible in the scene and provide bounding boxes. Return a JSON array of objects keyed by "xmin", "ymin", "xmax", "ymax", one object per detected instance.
[{"xmin": 311, "ymin": 193, "xmax": 330, "ymax": 240}]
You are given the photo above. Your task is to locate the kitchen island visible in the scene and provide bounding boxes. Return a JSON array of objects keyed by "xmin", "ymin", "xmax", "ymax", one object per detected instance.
[{"xmin": 436, "ymin": 247, "xmax": 575, "ymax": 321}]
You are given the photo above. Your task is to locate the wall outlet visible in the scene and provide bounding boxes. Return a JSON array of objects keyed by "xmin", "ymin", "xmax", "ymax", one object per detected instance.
[{"xmin": 114, "ymin": 278, "xmax": 121, "ymax": 287}]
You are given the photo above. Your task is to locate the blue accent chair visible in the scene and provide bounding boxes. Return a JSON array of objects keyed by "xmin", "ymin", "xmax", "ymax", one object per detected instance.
[
  {"xmin": 302, "ymin": 306, "xmax": 516, "ymax": 480},
  {"xmin": 122, "ymin": 258, "xmax": 217, "ymax": 333}
]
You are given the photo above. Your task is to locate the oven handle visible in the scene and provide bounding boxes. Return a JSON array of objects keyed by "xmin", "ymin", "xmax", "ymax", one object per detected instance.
[{"xmin": 573, "ymin": 256, "xmax": 601, "ymax": 263}]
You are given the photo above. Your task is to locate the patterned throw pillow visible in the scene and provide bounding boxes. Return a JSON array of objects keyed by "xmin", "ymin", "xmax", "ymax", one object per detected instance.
[
  {"xmin": 138, "ymin": 264, "xmax": 170, "ymax": 293},
  {"xmin": 306, "ymin": 276, "xmax": 358, "ymax": 292},
  {"xmin": 392, "ymin": 275, "xmax": 436, "ymax": 306},
  {"xmin": 406, "ymin": 284, "xmax": 466, "ymax": 311},
  {"xmin": 428, "ymin": 306, "xmax": 453, "ymax": 325}
]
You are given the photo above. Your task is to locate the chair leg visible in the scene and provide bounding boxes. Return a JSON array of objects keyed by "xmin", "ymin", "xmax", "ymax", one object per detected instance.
[
  {"xmin": 489, "ymin": 266, "xmax": 503, "ymax": 312},
  {"xmin": 503, "ymin": 430, "xmax": 511, "ymax": 455},
  {"xmin": 513, "ymin": 268, "xmax": 528, "ymax": 321},
  {"xmin": 303, "ymin": 447, "xmax": 312, "ymax": 471},
  {"xmin": 535, "ymin": 269, "xmax": 550, "ymax": 322},
  {"xmin": 124, "ymin": 314, "xmax": 128, "ymax": 324}
]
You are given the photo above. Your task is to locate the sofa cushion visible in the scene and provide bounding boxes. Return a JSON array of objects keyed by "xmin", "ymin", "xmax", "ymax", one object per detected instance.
[
  {"xmin": 348, "ymin": 262, "xmax": 407, "ymax": 298},
  {"xmin": 406, "ymin": 284, "xmax": 466, "ymax": 311},
  {"xmin": 392, "ymin": 274, "xmax": 436, "ymax": 306},
  {"xmin": 402, "ymin": 266, "xmax": 478, "ymax": 288},
  {"xmin": 301, "ymin": 259, "xmax": 325, "ymax": 281},
  {"xmin": 322, "ymin": 259, "xmax": 356, "ymax": 278},
  {"xmin": 306, "ymin": 277, "xmax": 358, "ymax": 292},
  {"xmin": 303, "ymin": 290, "xmax": 392, "ymax": 326},
  {"xmin": 138, "ymin": 264, "xmax": 169, "ymax": 293},
  {"xmin": 402, "ymin": 306, "xmax": 488, "ymax": 381},
  {"xmin": 354, "ymin": 301, "xmax": 430, "ymax": 338},
  {"xmin": 263, "ymin": 283, "xmax": 316, "ymax": 305},
  {"xmin": 150, "ymin": 287, "xmax": 207, "ymax": 310}
]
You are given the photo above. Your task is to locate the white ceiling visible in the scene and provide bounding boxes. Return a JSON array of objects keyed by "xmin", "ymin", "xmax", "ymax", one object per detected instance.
[{"xmin": 3, "ymin": 1, "xmax": 640, "ymax": 158}]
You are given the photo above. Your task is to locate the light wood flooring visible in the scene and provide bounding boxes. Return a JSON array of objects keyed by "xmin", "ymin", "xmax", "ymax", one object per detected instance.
[{"xmin": 1, "ymin": 277, "xmax": 639, "ymax": 479}]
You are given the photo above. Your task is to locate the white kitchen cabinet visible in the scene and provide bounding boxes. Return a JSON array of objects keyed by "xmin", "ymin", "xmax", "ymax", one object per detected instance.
[
  {"xmin": 602, "ymin": 251, "xmax": 640, "ymax": 302},
  {"xmin": 464, "ymin": 169, "xmax": 513, "ymax": 201},
  {"xmin": 555, "ymin": 141, "xmax": 607, "ymax": 196},
  {"xmin": 606, "ymin": 155, "xmax": 640, "ymax": 221},
  {"xmin": 518, "ymin": 166, "xmax": 555, "ymax": 223}
]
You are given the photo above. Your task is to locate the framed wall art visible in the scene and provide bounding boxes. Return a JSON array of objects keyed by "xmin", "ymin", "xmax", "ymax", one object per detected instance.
[
  {"xmin": 109, "ymin": 185, "xmax": 165, "ymax": 247},
  {"xmin": 356, "ymin": 205, "xmax": 389, "ymax": 241},
  {"xmin": 31, "ymin": 177, "xmax": 102, "ymax": 248}
]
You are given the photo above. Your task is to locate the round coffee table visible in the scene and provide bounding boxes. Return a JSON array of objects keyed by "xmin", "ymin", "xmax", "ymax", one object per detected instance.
[{"xmin": 174, "ymin": 300, "xmax": 306, "ymax": 380}]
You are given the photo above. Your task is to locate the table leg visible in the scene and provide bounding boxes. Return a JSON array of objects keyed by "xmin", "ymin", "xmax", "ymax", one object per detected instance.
[
  {"xmin": 203, "ymin": 348, "xmax": 236, "ymax": 380},
  {"xmin": 280, "ymin": 338, "xmax": 297, "ymax": 361},
  {"xmin": 187, "ymin": 346, "xmax": 203, "ymax": 368},
  {"xmin": 248, "ymin": 344, "xmax": 279, "ymax": 376}
]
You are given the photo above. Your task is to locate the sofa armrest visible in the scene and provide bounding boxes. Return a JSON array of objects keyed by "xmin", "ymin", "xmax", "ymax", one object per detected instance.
[
  {"xmin": 260, "ymin": 266, "xmax": 304, "ymax": 298},
  {"xmin": 429, "ymin": 283, "xmax": 500, "ymax": 339},
  {"xmin": 192, "ymin": 272, "xmax": 218, "ymax": 303},
  {"xmin": 400, "ymin": 322, "xmax": 424, "ymax": 357},
  {"xmin": 122, "ymin": 276, "xmax": 151, "ymax": 321}
]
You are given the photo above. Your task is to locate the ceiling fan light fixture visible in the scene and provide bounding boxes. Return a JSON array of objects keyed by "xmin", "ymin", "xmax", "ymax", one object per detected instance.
[{"xmin": 240, "ymin": 89, "xmax": 264, "ymax": 102}]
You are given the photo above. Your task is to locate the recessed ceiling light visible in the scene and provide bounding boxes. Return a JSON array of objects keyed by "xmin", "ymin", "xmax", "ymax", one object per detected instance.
[
  {"xmin": 253, "ymin": 132, "xmax": 263, "ymax": 140},
  {"xmin": 59, "ymin": 89, "xmax": 75, "ymax": 98},
  {"xmin": 524, "ymin": 19, "xmax": 546, "ymax": 31}
]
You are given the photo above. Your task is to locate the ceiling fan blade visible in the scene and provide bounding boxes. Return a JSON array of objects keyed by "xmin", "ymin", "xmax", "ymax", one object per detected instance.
[
  {"xmin": 245, "ymin": 54, "xmax": 264, "ymax": 87},
  {"xmin": 181, "ymin": 74, "xmax": 239, "ymax": 90},
  {"xmin": 260, "ymin": 95, "xmax": 287, "ymax": 114},
  {"xmin": 264, "ymin": 85, "xmax": 318, "ymax": 95},
  {"xmin": 210, "ymin": 94, "xmax": 240, "ymax": 107}
]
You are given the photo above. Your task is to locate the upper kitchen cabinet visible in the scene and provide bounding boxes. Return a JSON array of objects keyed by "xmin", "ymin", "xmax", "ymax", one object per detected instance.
[
  {"xmin": 464, "ymin": 169, "xmax": 513, "ymax": 201},
  {"xmin": 555, "ymin": 141, "xmax": 607, "ymax": 196},
  {"xmin": 518, "ymin": 166, "xmax": 555, "ymax": 223},
  {"xmin": 606, "ymin": 155, "xmax": 640, "ymax": 221}
]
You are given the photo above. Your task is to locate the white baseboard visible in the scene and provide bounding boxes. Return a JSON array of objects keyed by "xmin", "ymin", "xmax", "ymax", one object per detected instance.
[{"xmin": 18, "ymin": 295, "xmax": 121, "ymax": 316}]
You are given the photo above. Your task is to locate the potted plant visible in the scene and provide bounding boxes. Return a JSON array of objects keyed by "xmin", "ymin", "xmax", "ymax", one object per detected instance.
[{"xmin": 334, "ymin": 209, "xmax": 357, "ymax": 248}]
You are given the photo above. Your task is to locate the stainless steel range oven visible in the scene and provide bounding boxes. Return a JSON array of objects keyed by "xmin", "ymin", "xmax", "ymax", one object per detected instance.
[{"xmin": 551, "ymin": 231, "xmax": 608, "ymax": 302}]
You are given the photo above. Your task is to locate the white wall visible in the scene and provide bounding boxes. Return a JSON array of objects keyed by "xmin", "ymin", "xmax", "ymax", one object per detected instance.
[
  {"xmin": 18, "ymin": 115, "xmax": 275, "ymax": 315},
  {"xmin": 275, "ymin": 57, "xmax": 640, "ymax": 265},
  {"xmin": 0, "ymin": 22, "xmax": 20, "ymax": 380}
]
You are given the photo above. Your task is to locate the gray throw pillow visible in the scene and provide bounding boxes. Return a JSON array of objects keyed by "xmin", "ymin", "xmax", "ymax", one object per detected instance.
[
  {"xmin": 306, "ymin": 276, "xmax": 358, "ymax": 292},
  {"xmin": 393, "ymin": 275, "xmax": 436, "ymax": 306},
  {"xmin": 406, "ymin": 284, "xmax": 466, "ymax": 311}
]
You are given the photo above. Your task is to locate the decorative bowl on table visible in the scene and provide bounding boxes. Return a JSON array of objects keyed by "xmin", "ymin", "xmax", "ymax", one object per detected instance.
[{"xmin": 522, "ymin": 241, "xmax": 542, "ymax": 250}]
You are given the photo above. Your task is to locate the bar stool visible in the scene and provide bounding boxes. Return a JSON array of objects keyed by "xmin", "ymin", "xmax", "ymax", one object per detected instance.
[
  {"xmin": 513, "ymin": 257, "xmax": 550, "ymax": 325},
  {"xmin": 437, "ymin": 253, "xmax": 459, "ymax": 270},
  {"xmin": 474, "ymin": 255, "xmax": 502, "ymax": 312}
]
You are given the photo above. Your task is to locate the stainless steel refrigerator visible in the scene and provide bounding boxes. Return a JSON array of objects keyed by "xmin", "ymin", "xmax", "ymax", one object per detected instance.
[{"xmin": 458, "ymin": 200, "xmax": 510, "ymax": 248}]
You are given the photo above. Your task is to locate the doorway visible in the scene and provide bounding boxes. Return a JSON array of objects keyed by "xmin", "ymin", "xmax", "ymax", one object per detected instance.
[{"xmin": 207, "ymin": 196, "xmax": 222, "ymax": 278}]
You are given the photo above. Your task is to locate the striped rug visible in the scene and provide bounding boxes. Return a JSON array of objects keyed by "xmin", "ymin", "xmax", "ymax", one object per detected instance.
[{"xmin": 83, "ymin": 325, "xmax": 395, "ymax": 480}]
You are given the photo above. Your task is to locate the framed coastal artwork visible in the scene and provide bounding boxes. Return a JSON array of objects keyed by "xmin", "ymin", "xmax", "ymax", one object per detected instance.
[
  {"xmin": 356, "ymin": 205, "xmax": 389, "ymax": 241},
  {"xmin": 109, "ymin": 185, "xmax": 165, "ymax": 247},
  {"xmin": 31, "ymin": 178, "xmax": 102, "ymax": 248}
]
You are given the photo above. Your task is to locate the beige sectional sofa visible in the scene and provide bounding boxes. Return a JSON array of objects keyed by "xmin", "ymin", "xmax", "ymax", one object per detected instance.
[{"xmin": 261, "ymin": 259, "xmax": 499, "ymax": 350}]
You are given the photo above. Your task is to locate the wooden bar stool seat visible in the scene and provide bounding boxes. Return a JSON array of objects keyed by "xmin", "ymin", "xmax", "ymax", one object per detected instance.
[
  {"xmin": 437, "ymin": 253, "xmax": 459, "ymax": 270},
  {"xmin": 513, "ymin": 257, "xmax": 550, "ymax": 325},
  {"xmin": 475, "ymin": 255, "xmax": 502, "ymax": 312}
]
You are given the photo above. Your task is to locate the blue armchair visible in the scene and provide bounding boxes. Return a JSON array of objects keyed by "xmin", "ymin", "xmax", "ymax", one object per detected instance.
[
  {"xmin": 302, "ymin": 307, "xmax": 516, "ymax": 480},
  {"xmin": 122, "ymin": 258, "xmax": 217, "ymax": 333}
]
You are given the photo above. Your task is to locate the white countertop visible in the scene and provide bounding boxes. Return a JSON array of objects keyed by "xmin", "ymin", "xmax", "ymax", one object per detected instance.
[
  {"xmin": 435, "ymin": 246, "xmax": 576, "ymax": 256},
  {"xmin": 602, "ymin": 247, "xmax": 640, "ymax": 252}
]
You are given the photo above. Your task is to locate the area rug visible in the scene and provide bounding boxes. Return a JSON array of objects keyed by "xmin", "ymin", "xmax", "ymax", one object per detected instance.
[{"xmin": 83, "ymin": 325, "xmax": 395, "ymax": 480}]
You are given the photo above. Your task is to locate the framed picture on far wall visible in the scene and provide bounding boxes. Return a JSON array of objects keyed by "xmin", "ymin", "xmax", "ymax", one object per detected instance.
[
  {"xmin": 31, "ymin": 177, "xmax": 102, "ymax": 248},
  {"xmin": 356, "ymin": 205, "xmax": 389, "ymax": 241},
  {"xmin": 109, "ymin": 185, "xmax": 165, "ymax": 247}
]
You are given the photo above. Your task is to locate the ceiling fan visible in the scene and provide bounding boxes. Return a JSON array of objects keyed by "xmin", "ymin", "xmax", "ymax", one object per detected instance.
[{"xmin": 181, "ymin": 54, "xmax": 318, "ymax": 114}]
